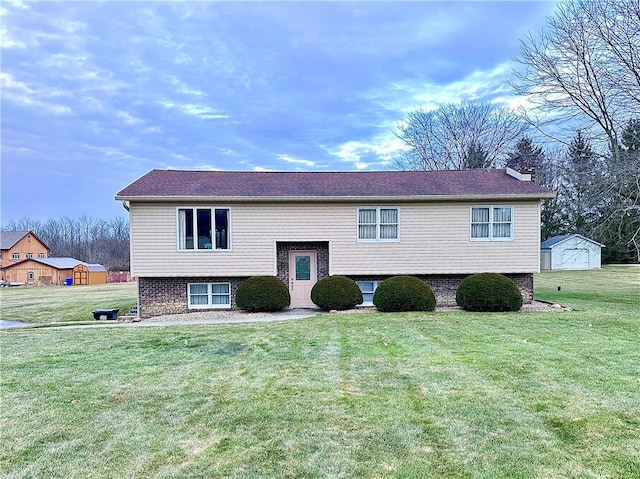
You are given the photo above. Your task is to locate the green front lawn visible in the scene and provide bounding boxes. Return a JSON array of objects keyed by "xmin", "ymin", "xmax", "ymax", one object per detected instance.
[
  {"xmin": 0, "ymin": 282, "xmax": 137, "ymax": 323},
  {"xmin": 1, "ymin": 267, "xmax": 638, "ymax": 478}
]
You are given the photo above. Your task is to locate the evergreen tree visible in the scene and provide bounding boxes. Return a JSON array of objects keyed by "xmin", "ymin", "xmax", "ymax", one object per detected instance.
[
  {"xmin": 508, "ymin": 137, "xmax": 569, "ymax": 240},
  {"xmin": 565, "ymin": 131, "xmax": 599, "ymax": 235},
  {"xmin": 462, "ymin": 142, "xmax": 491, "ymax": 169}
]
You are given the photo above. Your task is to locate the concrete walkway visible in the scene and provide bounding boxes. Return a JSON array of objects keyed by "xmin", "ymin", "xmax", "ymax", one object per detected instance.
[
  {"xmin": 0, "ymin": 309, "xmax": 325, "ymax": 330},
  {"xmin": 0, "ymin": 320, "xmax": 32, "ymax": 329},
  {"xmin": 122, "ymin": 308, "xmax": 324, "ymax": 328}
]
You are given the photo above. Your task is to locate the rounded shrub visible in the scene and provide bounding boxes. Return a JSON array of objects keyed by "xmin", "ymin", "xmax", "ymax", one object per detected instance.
[
  {"xmin": 236, "ymin": 276, "xmax": 290, "ymax": 312},
  {"xmin": 311, "ymin": 275, "xmax": 363, "ymax": 310},
  {"xmin": 373, "ymin": 276, "xmax": 436, "ymax": 312},
  {"xmin": 455, "ymin": 273, "xmax": 523, "ymax": 312}
]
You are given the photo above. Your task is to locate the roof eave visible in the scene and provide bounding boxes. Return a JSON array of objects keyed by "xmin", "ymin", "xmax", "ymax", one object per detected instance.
[{"xmin": 115, "ymin": 192, "xmax": 556, "ymax": 202}]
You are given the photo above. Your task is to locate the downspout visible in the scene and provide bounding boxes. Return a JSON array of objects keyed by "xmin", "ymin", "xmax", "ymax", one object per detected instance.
[{"xmin": 121, "ymin": 200, "xmax": 130, "ymax": 212}]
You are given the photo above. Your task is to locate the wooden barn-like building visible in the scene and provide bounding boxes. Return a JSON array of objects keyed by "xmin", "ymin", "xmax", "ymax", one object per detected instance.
[{"xmin": 2, "ymin": 257, "xmax": 107, "ymax": 286}]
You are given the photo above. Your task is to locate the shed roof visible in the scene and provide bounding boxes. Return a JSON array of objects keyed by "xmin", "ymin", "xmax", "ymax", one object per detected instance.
[
  {"xmin": 83, "ymin": 264, "xmax": 108, "ymax": 272},
  {"xmin": 116, "ymin": 169, "xmax": 555, "ymax": 201},
  {"xmin": 0, "ymin": 231, "xmax": 49, "ymax": 250},
  {"xmin": 541, "ymin": 234, "xmax": 605, "ymax": 249}
]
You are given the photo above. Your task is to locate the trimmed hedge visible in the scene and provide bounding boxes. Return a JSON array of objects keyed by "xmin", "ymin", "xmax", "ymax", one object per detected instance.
[
  {"xmin": 311, "ymin": 275, "xmax": 363, "ymax": 310},
  {"xmin": 236, "ymin": 276, "xmax": 290, "ymax": 312},
  {"xmin": 373, "ymin": 275, "xmax": 436, "ymax": 312},
  {"xmin": 455, "ymin": 273, "xmax": 523, "ymax": 312}
]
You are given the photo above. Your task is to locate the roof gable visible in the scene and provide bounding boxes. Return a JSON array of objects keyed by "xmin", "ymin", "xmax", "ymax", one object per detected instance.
[
  {"xmin": 541, "ymin": 234, "xmax": 605, "ymax": 249},
  {"xmin": 116, "ymin": 169, "xmax": 555, "ymax": 201},
  {"xmin": 0, "ymin": 231, "xmax": 49, "ymax": 251}
]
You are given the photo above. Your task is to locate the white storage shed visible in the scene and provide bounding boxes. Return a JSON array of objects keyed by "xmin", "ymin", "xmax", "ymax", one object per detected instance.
[{"xmin": 540, "ymin": 234, "xmax": 604, "ymax": 270}]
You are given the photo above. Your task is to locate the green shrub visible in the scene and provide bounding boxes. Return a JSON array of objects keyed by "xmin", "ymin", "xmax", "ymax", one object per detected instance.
[
  {"xmin": 236, "ymin": 276, "xmax": 290, "ymax": 312},
  {"xmin": 455, "ymin": 273, "xmax": 523, "ymax": 312},
  {"xmin": 373, "ymin": 276, "xmax": 436, "ymax": 312},
  {"xmin": 311, "ymin": 276, "xmax": 363, "ymax": 310}
]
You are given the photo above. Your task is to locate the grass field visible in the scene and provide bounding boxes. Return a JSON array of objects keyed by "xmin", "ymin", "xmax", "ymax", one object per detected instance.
[
  {"xmin": 0, "ymin": 282, "xmax": 137, "ymax": 323},
  {"xmin": 0, "ymin": 267, "xmax": 638, "ymax": 478}
]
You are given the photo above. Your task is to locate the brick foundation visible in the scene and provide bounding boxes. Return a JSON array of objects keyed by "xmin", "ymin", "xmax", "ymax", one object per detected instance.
[
  {"xmin": 138, "ymin": 277, "xmax": 248, "ymax": 318},
  {"xmin": 349, "ymin": 273, "xmax": 533, "ymax": 306},
  {"xmin": 138, "ymin": 272, "xmax": 533, "ymax": 317}
]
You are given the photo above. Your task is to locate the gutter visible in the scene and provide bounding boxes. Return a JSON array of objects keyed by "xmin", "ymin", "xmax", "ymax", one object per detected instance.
[{"xmin": 115, "ymin": 192, "xmax": 556, "ymax": 203}]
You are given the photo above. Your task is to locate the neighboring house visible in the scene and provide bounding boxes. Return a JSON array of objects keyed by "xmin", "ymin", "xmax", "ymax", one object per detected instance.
[
  {"xmin": 2, "ymin": 257, "xmax": 107, "ymax": 285},
  {"xmin": 116, "ymin": 168, "xmax": 555, "ymax": 318},
  {"xmin": 0, "ymin": 231, "xmax": 49, "ymax": 278},
  {"xmin": 541, "ymin": 234, "xmax": 604, "ymax": 270}
]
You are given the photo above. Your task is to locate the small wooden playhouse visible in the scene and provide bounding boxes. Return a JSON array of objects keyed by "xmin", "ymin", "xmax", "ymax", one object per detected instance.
[{"xmin": 72, "ymin": 263, "xmax": 108, "ymax": 285}]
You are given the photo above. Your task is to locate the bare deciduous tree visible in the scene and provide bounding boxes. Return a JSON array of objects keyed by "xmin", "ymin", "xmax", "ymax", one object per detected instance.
[
  {"xmin": 2, "ymin": 216, "xmax": 130, "ymax": 269},
  {"xmin": 394, "ymin": 101, "xmax": 528, "ymax": 171},
  {"xmin": 511, "ymin": 0, "xmax": 640, "ymax": 158}
]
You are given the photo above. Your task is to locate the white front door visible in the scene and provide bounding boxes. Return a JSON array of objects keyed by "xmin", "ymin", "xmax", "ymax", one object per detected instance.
[{"xmin": 289, "ymin": 250, "xmax": 317, "ymax": 308}]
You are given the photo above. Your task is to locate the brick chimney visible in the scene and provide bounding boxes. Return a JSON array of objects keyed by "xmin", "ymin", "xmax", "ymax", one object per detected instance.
[{"xmin": 506, "ymin": 153, "xmax": 535, "ymax": 180}]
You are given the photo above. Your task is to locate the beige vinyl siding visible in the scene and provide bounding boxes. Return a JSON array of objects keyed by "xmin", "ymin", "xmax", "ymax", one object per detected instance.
[{"xmin": 129, "ymin": 200, "xmax": 542, "ymax": 277}]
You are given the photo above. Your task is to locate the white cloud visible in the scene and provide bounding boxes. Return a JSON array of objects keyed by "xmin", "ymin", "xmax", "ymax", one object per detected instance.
[
  {"xmin": 0, "ymin": 25, "xmax": 27, "ymax": 48},
  {"xmin": 328, "ymin": 136, "xmax": 409, "ymax": 169},
  {"xmin": 163, "ymin": 75, "xmax": 206, "ymax": 98},
  {"xmin": 0, "ymin": 72, "xmax": 72, "ymax": 114},
  {"xmin": 278, "ymin": 154, "xmax": 316, "ymax": 168},
  {"xmin": 116, "ymin": 110, "xmax": 144, "ymax": 125},
  {"xmin": 253, "ymin": 166, "xmax": 274, "ymax": 172},
  {"xmin": 158, "ymin": 100, "xmax": 228, "ymax": 120},
  {"xmin": 368, "ymin": 61, "xmax": 518, "ymax": 114}
]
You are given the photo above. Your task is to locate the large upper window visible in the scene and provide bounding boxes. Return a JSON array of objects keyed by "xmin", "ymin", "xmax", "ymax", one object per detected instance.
[
  {"xmin": 358, "ymin": 207, "xmax": 399, "ymax": 241},
  {"xmin": 471, "ymin": 206, "xmax": 513, "ymax": 241},
  {"xmin": 188, "ymin": 282, "xmax": 231, "ymax": 309},
  {"xmin": 178, "ymin": 208, "xmax": 230, "ymax": 250}
]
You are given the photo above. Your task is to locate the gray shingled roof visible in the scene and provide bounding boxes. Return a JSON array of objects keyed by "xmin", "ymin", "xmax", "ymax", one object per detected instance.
[
  {"xmin": 1, "ymin": 231, "xmax": 33, "ymax": 250},
  {"xmin": 116, "ymin": 169, "xmax": 555, "ymax": 200},
  {"xmin": 541, "ymin": 234, "xmax": 605, "ymax": 249},
  {"xmin": 31, "ymin": 257, "xmax": 87, "ymax": 269}
]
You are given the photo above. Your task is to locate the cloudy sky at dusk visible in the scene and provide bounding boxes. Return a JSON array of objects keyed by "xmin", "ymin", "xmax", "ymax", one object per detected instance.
[{"xmin": 1, "ymin": 0, "xmax": 557, "ymax": 222}]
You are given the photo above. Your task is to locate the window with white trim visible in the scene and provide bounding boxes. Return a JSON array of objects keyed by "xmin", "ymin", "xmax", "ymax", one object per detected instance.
[
  {"xmin": 358, "ymin": 207, "xmax": 399, "ymax": 241},
  {"xmin": 26, "ymin": 253, "xmax": 33, "ymax": 259},
  {"xmin": 188, "ymin": 282, "xmax": 231, "ymax": 309},
  {"xmin": 38, "ymin": 253, "xmax": 45, "ymax": 258},
  {"xmin": 27, "ymin": 271, "xmax": 35, "ymax": 281},
  {"xmin": 12, "ymin": 253, "xmax": 19, "ymax": 260},
  {"xmin": 470, "ymin": 206, "xmax": 513, "ymax": 241},
  {"xmin": 178, "ymin": 208, "xmax": 230, "ymax": 250},
  {"xmin": 356, "ymin": 280, "xmax": 381, "ymax": 306}
]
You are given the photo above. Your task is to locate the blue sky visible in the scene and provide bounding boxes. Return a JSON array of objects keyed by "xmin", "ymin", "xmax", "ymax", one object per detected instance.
[{"xmin": 1, "ymin": 0, "xmax": 557, "ymax": 222}]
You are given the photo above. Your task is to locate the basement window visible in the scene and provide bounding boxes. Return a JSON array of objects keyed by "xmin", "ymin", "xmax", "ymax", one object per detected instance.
[
  {"xmin": 188, "ymin": 283, "xmax": 231, "ymax": 309},
  {"xmin": 356, "ymin": 280, "xmax": 381, "ymax": 306}
]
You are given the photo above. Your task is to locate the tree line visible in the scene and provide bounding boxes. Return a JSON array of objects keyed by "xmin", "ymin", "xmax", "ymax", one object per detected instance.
[
  {"xmin": 2, "ymin": 216, "xmax": 130, "ymax": 270},
  {"xmin": 394, "ymin": 0, "xmax": 639, "ymax": 263}
]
